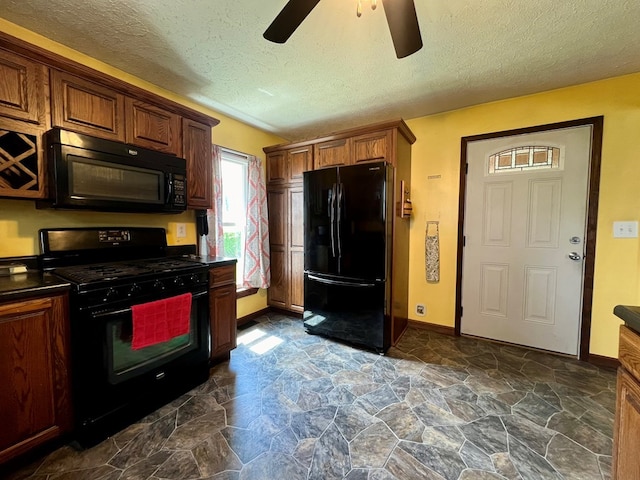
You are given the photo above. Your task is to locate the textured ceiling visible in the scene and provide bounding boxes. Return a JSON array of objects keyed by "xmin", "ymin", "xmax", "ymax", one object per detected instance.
[{"xmin": 1, "ymin": 0, "xmax": 640, "ymax": 141}]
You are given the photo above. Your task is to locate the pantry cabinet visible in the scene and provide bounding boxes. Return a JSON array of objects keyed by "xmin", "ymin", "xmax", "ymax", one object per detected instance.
[
  {"xmin": 209, "ymin": 263, "xmax": 237, "ymax": 362},
  {"xmin": 0, "ymin": 293, "xmax": 72, "ymax": 465}
]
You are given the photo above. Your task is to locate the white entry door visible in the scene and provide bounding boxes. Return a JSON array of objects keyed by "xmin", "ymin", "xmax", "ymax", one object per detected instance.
[{"xmin": 461, "ymin": 125, "xmax": 592, "ymax": 355}]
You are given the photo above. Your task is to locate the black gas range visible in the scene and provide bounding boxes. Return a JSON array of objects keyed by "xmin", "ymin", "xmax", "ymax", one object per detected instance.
[{"xmin": 40, "ymin": 227, "xmax": 211, "ymax": 447}]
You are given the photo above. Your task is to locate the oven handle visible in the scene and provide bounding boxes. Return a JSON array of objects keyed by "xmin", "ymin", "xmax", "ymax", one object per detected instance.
[{"xmin": 90, "ymin": 290, "xmax": 208, "ymax": 319}]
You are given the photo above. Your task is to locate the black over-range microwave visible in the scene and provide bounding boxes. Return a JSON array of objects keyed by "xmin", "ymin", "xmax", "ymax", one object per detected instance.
[{"xmin": 37, "ymin": 128, "xmax": 187, "ymax": 213}]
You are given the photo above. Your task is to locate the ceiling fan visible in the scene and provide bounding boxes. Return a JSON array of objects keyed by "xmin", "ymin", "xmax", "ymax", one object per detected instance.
[{"xmin": 263, "ymin": 0, "xmax": 423, "ymax": 59}]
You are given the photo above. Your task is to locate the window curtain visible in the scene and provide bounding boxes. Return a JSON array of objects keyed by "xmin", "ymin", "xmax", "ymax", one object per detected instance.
[
  {"xmin": 205, "ymin": 145, "xmax": 224, "ymax": 256},
  {"xmin": 242, "ymin": 155, "xmax": 270, "ymax": 289}
]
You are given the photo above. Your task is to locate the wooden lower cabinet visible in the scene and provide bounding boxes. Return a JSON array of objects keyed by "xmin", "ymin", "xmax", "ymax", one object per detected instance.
[
  {"xmin": 0, "ymin": 293, "xmax": 72, "ymax": 465},
  {"xmin": 209, "ymin": 264, "xmax": 237, "ymax": 362},
  {"xmin": 614, "ymin": 325, "xmax": 640, "ymax": 478},
  {"xmin": 614, "ymin": 368, "xmax": 640, "ymax": 479}
]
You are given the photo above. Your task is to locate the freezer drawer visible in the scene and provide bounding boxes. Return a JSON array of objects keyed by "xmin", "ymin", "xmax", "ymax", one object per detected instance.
[{"xmin": 303, "ymin": 273, "xmax": 390, "ymax": 353}]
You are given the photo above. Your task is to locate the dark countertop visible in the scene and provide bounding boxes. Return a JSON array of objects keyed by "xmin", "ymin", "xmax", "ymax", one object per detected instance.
[
  {"xmin": 189, "ymin": 255, "xmax": 237, "ymax": 268},
  {"xmin": 614, "ymin": 305, "xmax": 640, "ymax": 336},
  {"xmin": 0, "ymin": 271, "xmax": 71, "ymax": 302}
]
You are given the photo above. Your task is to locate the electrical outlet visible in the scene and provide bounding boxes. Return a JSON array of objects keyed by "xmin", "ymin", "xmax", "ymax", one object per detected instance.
[
  {"xmin": 613, "ymin": 221, "xmax": 638, "ymax": 238},
  {"xmin": 176, "ymin": 223, "xmax": 187, "ymax": 238},
  {"xmin": 416, "ymin": 304, "xmax": 425, "ymax": 316}
]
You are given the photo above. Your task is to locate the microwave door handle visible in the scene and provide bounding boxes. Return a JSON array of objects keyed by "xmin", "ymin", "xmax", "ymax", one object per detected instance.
[{"xmin": 166, "ymin": 173, "xmax": 173, "ymax": 204}]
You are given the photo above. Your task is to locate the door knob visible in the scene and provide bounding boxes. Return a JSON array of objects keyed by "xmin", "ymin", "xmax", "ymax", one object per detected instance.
[{"xmin": 568, "ymin": 252, "xmax": 583, "ymax": 261}]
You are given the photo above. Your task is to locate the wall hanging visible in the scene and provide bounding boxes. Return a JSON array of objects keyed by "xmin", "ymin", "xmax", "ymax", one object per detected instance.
[{"xmin": 425, "ymin": 220, "xmax": 440, "ymax": 283}]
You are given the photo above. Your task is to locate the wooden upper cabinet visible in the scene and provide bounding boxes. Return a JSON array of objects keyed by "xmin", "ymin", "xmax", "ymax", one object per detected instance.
[
  {"xmin": 125, "ymin": 98, "xmax": 181, "ymax": 155},
  {"xmin": 352, "ymin": 129, "xmax": 393, "ymax": 165},
  {"xmin": 0, "ymin": 122, "xmax": 46, "ymax": 199},
  {"xmin": 0, "ymin": 50, "xmax": 47, "ymax": 125},
  {"xmin": 288, "ymin": 146, "xmax": 312, "ymax": 181},
  {"xmin": 267, "ymin": 146, "xmax": 311, "ymax": 184},
  {"xmin": 267, "ymin": 151, "xmax": 287, "ymax": 184},
  {"xmin": 51, "ymin": 70, "xmax": 125, "ymax": 141},
  {"xmin": 182, "ymin": 118, "xmax": 212, "ymax": 209},
  {"xmin": 314, "ymin": 137, "xmax": 351, "ymax": 169}
]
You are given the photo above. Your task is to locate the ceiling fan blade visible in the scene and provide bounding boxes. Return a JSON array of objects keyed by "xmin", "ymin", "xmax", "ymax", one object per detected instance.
[
  {"xmin": 264, "ymin": 0, "xmax": 322, "ymax": 44},
  {"xmin": 381, "ymin": 0, "xmax": 423, "ymax": 58}
]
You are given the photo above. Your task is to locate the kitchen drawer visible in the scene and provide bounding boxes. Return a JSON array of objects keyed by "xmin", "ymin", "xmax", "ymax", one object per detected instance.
[
  {"xmin": 209, "ymin": 264, "xmax": 236, "ymax": 287},
  {"xmin": 620, "ymin": 325, "xmax": 640, "ymax": 380}
]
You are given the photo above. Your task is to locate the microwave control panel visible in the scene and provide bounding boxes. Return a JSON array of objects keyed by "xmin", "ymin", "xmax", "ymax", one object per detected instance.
[{"xmin": 173, "ymin": 174, "xmax": 186, "ymax": 206}]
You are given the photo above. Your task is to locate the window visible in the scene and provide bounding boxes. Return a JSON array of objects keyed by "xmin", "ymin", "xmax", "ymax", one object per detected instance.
[
  {"xmin": 220, "ymin": 149, "xmax": 249, "ymax": 285},
  {"xmin": 488, "ymin": 146, "xmax": 561, "ymax": 174}
]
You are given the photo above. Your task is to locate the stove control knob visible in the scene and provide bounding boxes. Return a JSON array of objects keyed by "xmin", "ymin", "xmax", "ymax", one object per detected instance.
[
  {"xmin": 189, "ymin": 274, "xmax": 200, "ymax": 284},
  {"xmin": 103, "ymin": 287, "xmax": 119, "ymax": 302},
  {"xmin": 127, "ymin": 284, "xmax": 142, "ymax": 298},
  {"xmin": 153, "ymin": 280, "xmax": 165, "ymax": 291},
  {"xmin": 173, "ymin": 276, "xmax": 185, "ymax": 287}
]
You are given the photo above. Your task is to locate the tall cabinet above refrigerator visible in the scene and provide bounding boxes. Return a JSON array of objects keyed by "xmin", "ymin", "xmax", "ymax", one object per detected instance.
[{"xmin": 303, "ymin": 161, "xmax": 406, "ymax": 353}]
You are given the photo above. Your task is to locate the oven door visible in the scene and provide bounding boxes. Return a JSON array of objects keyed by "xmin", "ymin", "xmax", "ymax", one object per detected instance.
[
  {"xmin": 97, "ymin": 290, "xmax": 207, "ymax": 385},
  {"xmin": 71, "ymin": 288, "xmax": 210, "ymax": 445}
]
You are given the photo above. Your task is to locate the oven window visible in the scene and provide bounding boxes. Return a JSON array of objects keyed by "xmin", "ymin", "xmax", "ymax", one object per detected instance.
[
  {"xmin": 69, "ymin": 155, "xmax": 164, "ymax": 203},
  {"xmin": 106, "ymin": 306, "xmax": 198, "ymax": 383}
]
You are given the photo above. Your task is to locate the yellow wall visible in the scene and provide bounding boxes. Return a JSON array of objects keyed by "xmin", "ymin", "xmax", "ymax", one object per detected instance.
[
  {"xmin": 406, "ymin": 72, "xmax": 640, "ymax": 358},
  {"xmin": 0, "ymin": 19, "xmax": 283, "ymax": 318}
]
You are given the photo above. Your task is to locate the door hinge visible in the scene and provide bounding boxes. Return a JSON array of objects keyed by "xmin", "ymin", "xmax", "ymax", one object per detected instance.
[
  {"xmin": 460, "ymin": 306, "xmax": 463, "ymax": 317},
  {"xmin": 465, "ymin": 163, "xmax": 468, "ymax": 174},
  {"xmin": 463, "ymin": 236, "xmax": 466, "ymax": 247}
]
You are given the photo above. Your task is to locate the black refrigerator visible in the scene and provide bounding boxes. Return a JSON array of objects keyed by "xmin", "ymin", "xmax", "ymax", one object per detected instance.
[{"xmin": 303, "ymin": 161, "xmax": 393, "ymax": 353}]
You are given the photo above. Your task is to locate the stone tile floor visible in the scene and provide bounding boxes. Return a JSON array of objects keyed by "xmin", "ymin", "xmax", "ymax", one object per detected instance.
[{"xmin": 7, "ymin": 312, "xmax": 617, "ymax": 480}]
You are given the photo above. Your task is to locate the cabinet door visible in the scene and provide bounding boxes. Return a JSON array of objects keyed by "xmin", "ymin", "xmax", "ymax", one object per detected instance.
[
  {"xmin": 125, "ymin": 98, "xmax": 181, "ymax": 155},
  {"xmin": 313, "ymin": 138, "xmax": 351, "ymax": 169},
  {"xmin": 289, "ymin": 250, "xmax": 305, "ymax": 313},
  {"xmin": 0, "ymin": 50, "xmax": 47, "ymax": 125},
  {"xmin": 210, "ymin": 283, "xmax": 237, "ymax": 359},
  {"xmin": 0, "ymin": 295, "xmax": 71, "ymax": 464},
  {"xmin": 267, "ymin": 151, "xmax": 286, "ymax": 184},
  {"xmin": 614, "ymin": 368, "xmax": 640, "ymax": 480},
  {"xmin": 50, "ymin": 70, "xmax": 125, "ymax": 141},
  {"xmin": 267, "ymin": 187, "xmax": 287, "ymax": 308},
  {"xmin": 0, "ymin": 122, "xmax": 46, "ymax": 199},
  {"xmin": 268, "ymin": 188, "xmax": 287, "ymax": 248},
  {"xmin": 288, "ymin": 186, "xmax": 304, "ymax": 313},
  {"xmin": 268, "ymin": 248, "xmax": 287, "ymax": 308},
  {"xmin": 182, "ymin": 118, "xmax": 212, "ymax": 209},
  {"xmin": 288, "ymin": 146, "xmax": 312, "ymax": 182},
  {"xmin": 352, "ymin": 129, "xmax": 393, "ymax": 165}
]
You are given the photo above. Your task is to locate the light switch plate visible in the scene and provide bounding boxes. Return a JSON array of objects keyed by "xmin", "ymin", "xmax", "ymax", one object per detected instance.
[{"xmin": 613, "ymin": 221, "xmax": 638, "ymax": 238}]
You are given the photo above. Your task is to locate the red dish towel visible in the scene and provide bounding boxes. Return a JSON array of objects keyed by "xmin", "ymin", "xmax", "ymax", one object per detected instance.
[{"xmin": 131, "ymin": 293, "xmax": 192, "ymax": 350}]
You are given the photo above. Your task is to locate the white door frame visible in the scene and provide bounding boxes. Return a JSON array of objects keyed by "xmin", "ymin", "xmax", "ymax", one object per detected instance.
[{"xmin": 455, "ymin": 117, "xmax": 604, "ymax": 362}]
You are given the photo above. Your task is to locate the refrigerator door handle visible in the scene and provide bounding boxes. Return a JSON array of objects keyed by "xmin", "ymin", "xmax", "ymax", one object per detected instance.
[
  {"xmin": 330, "ymin": 183, "xmax": 336, "ymax": 257},
  {"xmin": 307, "ymin": 274, "xmax": 375, "ymax": 288},
  {"xmin": 337, "ymin": 183, "xmax": 343, "ymax": 257}
]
